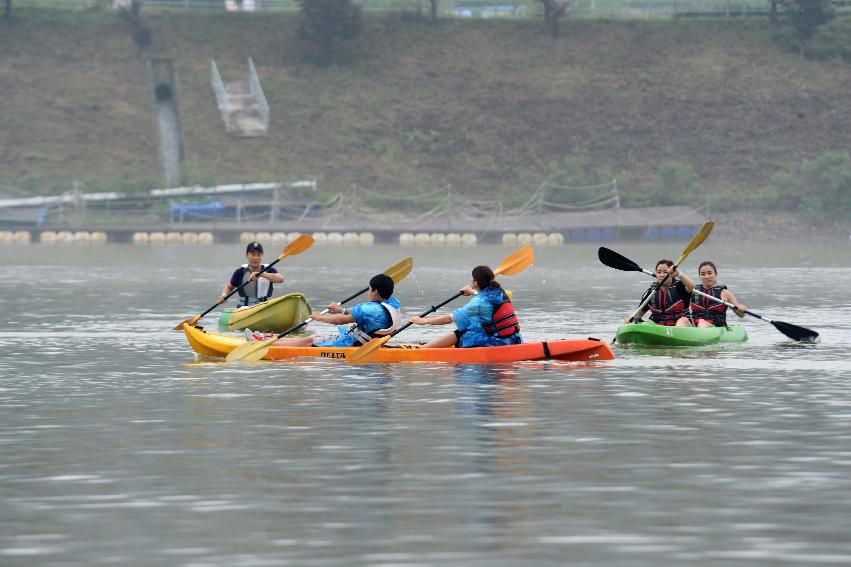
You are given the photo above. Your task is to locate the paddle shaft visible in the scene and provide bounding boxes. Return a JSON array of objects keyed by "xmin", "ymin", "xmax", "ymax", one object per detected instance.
[
  {"xmin": 272, "ymin": 286, "xmax": 370, "ymax": 339},
  {"xmin": 388, "ymin": 291, "xmax": 465, "ymax": 339}
]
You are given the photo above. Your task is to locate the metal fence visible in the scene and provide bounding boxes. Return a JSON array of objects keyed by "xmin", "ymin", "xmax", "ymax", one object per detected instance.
[{"xmin": 17, "ymin": 0, "xmax": 838, "ymax": 19}]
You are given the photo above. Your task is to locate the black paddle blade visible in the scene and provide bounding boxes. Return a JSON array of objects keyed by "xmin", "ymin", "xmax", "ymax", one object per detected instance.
[
  {"xmin": 598, "ymin": 247, "xmax": 642, "ymax": 272},
  {"xmin": 772, "ymin": 320, "xmax": 819, "ymax": 342}
]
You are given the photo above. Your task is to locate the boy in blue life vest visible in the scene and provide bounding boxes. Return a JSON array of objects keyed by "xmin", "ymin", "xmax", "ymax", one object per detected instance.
[
  {"xmin": 218, "ymin": 241, "xmax": 285, "ymax": 308},
  {"xmin": 410, "ymin": 265, "xmax": 522, "ymax": 348},
  {"xmin": 269, "ymin": 274, "xmax": 401, "ymax": 347}
]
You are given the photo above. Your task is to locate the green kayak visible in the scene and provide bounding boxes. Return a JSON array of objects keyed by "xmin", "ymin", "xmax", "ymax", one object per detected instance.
[
  {"xmin": 218, "ymin": 292, "xmax": 312, "ymax": 333},
  {"xmin": 615, "ymin": 321, "xmax": 748, "ymax": 346}
]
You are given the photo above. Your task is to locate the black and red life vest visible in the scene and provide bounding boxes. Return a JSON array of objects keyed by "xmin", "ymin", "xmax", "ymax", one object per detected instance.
[
  {"xmin": 690, "ymin": 284, "xmax": 728, "ymax": 327},
  {"xmin": 647, "ymin": 283, "xmax": 690, "ymax": 326},
  {"xmin": 483, "ymin": 293, "xmax": 521, "ymax": 338}
]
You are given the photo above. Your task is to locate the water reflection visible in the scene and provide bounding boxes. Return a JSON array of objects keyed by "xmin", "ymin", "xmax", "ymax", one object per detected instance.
[{"xmin": 2, "ymin": 244, "xmax": 850, "ymax": 564}]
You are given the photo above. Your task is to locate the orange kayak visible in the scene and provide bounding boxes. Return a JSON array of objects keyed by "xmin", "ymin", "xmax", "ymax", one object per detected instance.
[{"xmin": 183, "ymin": 324, "xmax": 615, "ymax": 363}]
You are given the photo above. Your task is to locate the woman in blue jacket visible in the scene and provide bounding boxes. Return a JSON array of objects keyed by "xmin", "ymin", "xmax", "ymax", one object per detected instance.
[{"xmin": 411, "ymin": 265, "xmax": 522, "ymax": 348}]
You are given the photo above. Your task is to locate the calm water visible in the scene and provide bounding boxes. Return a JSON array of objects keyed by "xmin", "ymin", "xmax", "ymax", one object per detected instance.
[{"xmin": 1, "ymin": 242, "xmax": 849, "ymax": 566}]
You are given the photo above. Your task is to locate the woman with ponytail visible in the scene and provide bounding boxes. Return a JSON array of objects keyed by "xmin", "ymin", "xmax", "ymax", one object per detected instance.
[{"xmin": 411, "ymin": 265, "xmax": 523, "ymax": 348}]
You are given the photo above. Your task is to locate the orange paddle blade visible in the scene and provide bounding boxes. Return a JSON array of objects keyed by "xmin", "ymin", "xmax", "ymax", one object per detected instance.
[
  {"xmin": 494, "ymin": 244, "xmax": 535, "ymax": 276},
  {"xmin": 347, "ymin": 335, "xmax": 392, "ymax": 365},
  {"xmin": 279, "ymin": 234, "xmax": 315, "ymax": 259},
  {"xmin": 226, "ymin": 336, "xmax": 277, "ymax": 363},
  {"xmin": 173, "ymin": 314, "xmax": 200, "ymax": 330},
  {"xmin": 675, "ymin": 220, "xmax": 714, "ymax": 266},
  {"xmin": 385, "ymin": 257, "xmax": 414, "ymax": 284}
]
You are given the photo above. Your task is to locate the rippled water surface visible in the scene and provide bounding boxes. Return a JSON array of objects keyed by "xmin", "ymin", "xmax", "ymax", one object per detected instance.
[{"xmin": 1, "ymin": 242, "xmax": 849, "ymax": 565}]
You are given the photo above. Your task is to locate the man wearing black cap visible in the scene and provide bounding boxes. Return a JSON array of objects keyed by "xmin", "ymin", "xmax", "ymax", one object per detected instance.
[{"xmin": 218, "ymin": 241, "xmax": 285, "ymax": 307}]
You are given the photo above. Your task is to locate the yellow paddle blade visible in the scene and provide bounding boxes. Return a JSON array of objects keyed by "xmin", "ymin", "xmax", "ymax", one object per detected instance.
[
  {"xmin": 173, "ymin": 314, "xmax": 200, "ymax": 330},
  {"xmin": 347, "ymin": 335, "xmax": 391, "ymax": 365},
  {"xmin": 279, "ymin": 233, "xmax": 315, "ymax": 259},
  {"xmin": 675, "ymin": 220, "xmax": 714, "ymax": 265},
  {"xmin": 494, "ymin": 245, "xmax": 535, "ymax": 276},
  {"xmin": 225, "ymin": 336, "xmax": 277, "ymax": 362},
  {"xmin": 385, "ymin": 257, "xmax": 414, "ymax": 284}
]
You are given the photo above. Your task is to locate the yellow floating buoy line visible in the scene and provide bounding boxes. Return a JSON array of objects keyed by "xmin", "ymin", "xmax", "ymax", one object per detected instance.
[
  {"xmin": 0, "ymin": 229, "xmax": 564, "ymax": 246},
  {"xmin": 133, "ymin": 231, "xmax": 215, "ymax": 245}
]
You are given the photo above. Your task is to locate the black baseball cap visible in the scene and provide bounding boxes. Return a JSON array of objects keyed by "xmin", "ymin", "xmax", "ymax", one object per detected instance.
[{"xmin": 246, "ymin": 241, "xmax": 263, "ymax": 253}]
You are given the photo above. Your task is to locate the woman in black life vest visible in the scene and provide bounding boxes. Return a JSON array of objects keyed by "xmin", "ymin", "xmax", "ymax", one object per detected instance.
[
  {"xmin": 628, "ymin": 259, "xmax": 696, "ymax": 326},
  {"xmin": 691, "ymin": 261, "xmax": 748, "ymax": 328}
]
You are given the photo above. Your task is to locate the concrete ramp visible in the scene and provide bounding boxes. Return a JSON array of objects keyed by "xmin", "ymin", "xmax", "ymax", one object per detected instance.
[{"xmin": 210, "ymin": 58, "xmax": 269, "ymax": 137}]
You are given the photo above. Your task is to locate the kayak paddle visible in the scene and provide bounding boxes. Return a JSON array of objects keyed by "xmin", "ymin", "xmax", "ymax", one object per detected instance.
[
  {"xmin": 624, "ymin": 220, "xmax": 714, "ymax": 326},
  {"xmin": 173, "ymin": 233, "xmax": 315, "ymax": 330},
  {"xmin": 348, "ymin": 245, "xmax": 535, "ymax": 365},
  {"xmin": 225, "ymin": 257, "xmax": 415, "ymax": 362},
  {"xmin": 598, "ymin": 246, "xmax": 819, "ymax": 342}
]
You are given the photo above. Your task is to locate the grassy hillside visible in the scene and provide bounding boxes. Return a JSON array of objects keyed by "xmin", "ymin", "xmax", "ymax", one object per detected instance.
[{"xmin": 2, "ymin": 9, "xmax": 850, "ymax": 209}]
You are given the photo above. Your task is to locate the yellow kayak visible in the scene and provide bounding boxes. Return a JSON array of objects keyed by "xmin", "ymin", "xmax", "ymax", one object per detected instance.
[{"xmin": 217, "ymin": 292, "xmax": 312, "ymax": 333}]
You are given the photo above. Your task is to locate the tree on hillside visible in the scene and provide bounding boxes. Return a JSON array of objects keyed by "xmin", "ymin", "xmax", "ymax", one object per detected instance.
[
  {"xmin": 3, "ymin": 0, "xmax": 11, "ymax": 21},
  {"xmin": 781, "ymin": 0, "xmax": 834, "ymax": 56},
  {"xmin": 297, "ymin": 0, "xmax": 362, "ymax": 66},
  {"xmin": 429, "ymin": 0, "xmax": 438, "ymax": 23},
  {"xmin": 118, "ymin": 0, "xmax": 153, "ymax": 58},
  {"xmin": 537, "ymin": 0, "xmax": 571, "ymax": 39}
]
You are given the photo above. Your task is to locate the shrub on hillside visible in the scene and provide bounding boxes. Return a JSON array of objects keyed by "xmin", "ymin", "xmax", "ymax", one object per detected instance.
[
  {"xmin": 297, "ymin": 0, "xmax": 362, "ymax": 66},
  {"xmin": 707, "ymin": 184, "xmax": 783, "ymax": 213},
  {"xmin": 800, "ymin": 151, "xmax": 851, "ymax": 222},
  {"xmin": 807, "ymin": 16, "xmax": 851, "ymax": 61},
  {"xmin": 623, "ymin": 160, "xmax": 704, "ymax": 208}
]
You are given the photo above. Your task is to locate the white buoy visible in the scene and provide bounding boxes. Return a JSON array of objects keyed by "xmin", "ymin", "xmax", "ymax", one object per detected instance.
[
  {"xmin": 414, "ymin": 232, "xmax": 430, "ymax": 246},
  {"xmin": 446, "ymin": 233, "xmax": 461, "ymax": 246},
  {"xmin": 399, "ymin": 232, "xmax": 415, "ymax": 246},
  {"xmin": 0, "ymin": 230, "xmax": 13, "ymax": 244},
  {"xmin": 533, "ymin": 232, "xmax": 548, "ymax": 246},
  {"xmin": 517, "ymin": 233, "xmax": 532, "ymax": 245},
  {"xmin": 327, "ymin": 232, "xmax": 343, "ymax": 245},
  {"xmin": 547, "ymin": 232, "xmax": 564, "ymax": 246},
  {"xmin": 359, "ymin": 232, "xmax": 375, "ymax": 246},
  {"xmin": 430, "ymin": 233, "xmax": 446, "ymax": 246},
  {"xmin": 149, "ymin": 232, "xmax": 166, "ymax": 245},
  {"xmin": 132, "ymin": 232, "xmax": 149, "ymax": 245},
  {"xmin": 342, "ymin": 232, "xmax": 359, "ymax": 246},
  {"xmin": 461, "ymin": 233, "xmax": 477, "ymax": 246},
  {"xmin": 165, "ymin": 231, "xmax": 182, "ymax": 244},
  {"xmin": 502, "ymin": 233, "xmax": 517, "ymax": 246},
  {"xmin": 198, "ymin": 232, "xmax": 215, "ymax": 245},
  {"xmin": 312, "ymin": 232, "xmax": 327, "ymax": 245},
  {"xmin": 240, "ymin": 232, "xmax": 255, "ymax": 245},
  {"xmin": 90, "ymin": 231, "xmax": 108, "ymax": 245},
  {"xmin": 57, "ymin": 231, "xmax": 74, "ymax": 244},
  {"xmin": 181, "ymin": 232, "xmax": 198, "ymax": 245},
  {"xmin": 287, "ymin": 232, "xmax": 302, "ymax": 243},
  {"xmin": 39, "ymin": 231, "xmax": 57, "ymax": 245},
  {"xmin": 255, "ymin": 232, "xmax": 272, "ymax": 244},
  {"xmin": 73, "ymin": 231, "xmax": 91, "ymax": 244},
  {"xmin": 271, "ymin": 232, "xmax": 287, "ymax": 245}
]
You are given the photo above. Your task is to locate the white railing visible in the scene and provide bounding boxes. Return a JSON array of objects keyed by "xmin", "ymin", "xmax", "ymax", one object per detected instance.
[
  {"xmin": 209, "ymin": 59, "xmax": 233, "ymax": 133},
  {"xmin": 247, "ymin": 57, "xmax": 269, "ymax": 131},
  {"xmin": 21, "ymin": 0, "xmax": 842, "ymax": 18}
]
